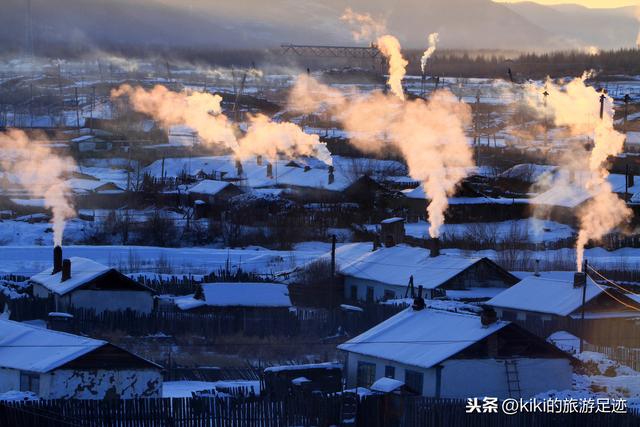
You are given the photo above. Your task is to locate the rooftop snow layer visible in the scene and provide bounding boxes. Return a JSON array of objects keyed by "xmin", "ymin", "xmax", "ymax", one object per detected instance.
[
  {"xmin": 30, "ymin": 257, "xmax": 111, "ymax": 295},
  {"xmin": 487, "ymin": 274, "xmax": 602, "ymax": 316},
  {"xmin": 370, "ymin": 377, "xmax": 405, "ymax": 393},
  {"xmin": 338, "ymin": 308, "xmax": 508, "ymax": 369},
  {"xmin": 175, "ymin": 282, "xmax": 292, "ymax": 310},
  {"xmin": 264, "ymin": 362, "xmax": 342, "ymax": 373},
  {"xmin": 0, "ymin": 319, "xmax": 105, "ymax": 373},
  {"xmin": 339, "ymin": 244, "xmax": 481, "ymax": 289},
  {"xmin": 186, "ymin": 180, "xmax": 231, "ymax": 196}
]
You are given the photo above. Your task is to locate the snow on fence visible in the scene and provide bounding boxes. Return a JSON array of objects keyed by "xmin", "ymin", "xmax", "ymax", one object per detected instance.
[
  {"xmin": 1, "ymin": 394, "xmax": 639, "ymax": 427},
  {"xmin": 583, "ymin": 343, "xmax": 640, "ymax": 372}
]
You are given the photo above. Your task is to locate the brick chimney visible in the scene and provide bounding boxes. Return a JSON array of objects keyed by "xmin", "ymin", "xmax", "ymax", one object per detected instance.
[
  {"xmin": 429, "ymin": 238, "xmax": 440, "ymax": 258},
  {"xmin": 257, "ymin": 155, "xmax": 263, "ymax": 166},
  {"xmin": 328, "ymin": 166, "xmax": 335, "ymax": 185},
  {"xmin": 52, "ymin": 245, "xmax": 63, "ymax": 275},
  {"xmin": 235, "ymin": 159, "xmax": 243, "ymax": 176},
  {"xmin": 61, "ymin": 259, "xmax": 71, "ymax": 282},
  {"xmin": 266, "ymin": 163, "xmax": 273, "ymax": 178},
  {"xmin": 480, "ymin": 306, "xmax": 497, "ymax": 327},
  {"xmin": 573, "ymin": 272, "xmax": 586, "ymax": 288},
  {"xmin": 412, "ymin": 285, "xmax": 425, "ymax": 311}
]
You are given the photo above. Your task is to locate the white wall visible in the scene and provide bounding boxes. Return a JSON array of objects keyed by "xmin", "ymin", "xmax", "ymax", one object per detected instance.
[
  {"xmin": 344, "ymin": 277, "xmax": 408, "ymax": 302},
  {"xmin": 69, "ymin": 290, "xmax": 154, "ymax": 314},
  {"xmin": 345, "ymin": 353, "xmax": 572, "ymax": 399},
  {"xmin": 0, "ymin": 368, "xmax": 20, "ymax": 393},
  {"xmin": 440, "ymin": 358, "xmax": 572, "ymax": 399},
  {"xmin": 32, "ymin": 283, "xmax": 50, "ymax": 299},
  {"xmin": 40, "ymin": 369, "xmax": 162, "ymax": 399}
]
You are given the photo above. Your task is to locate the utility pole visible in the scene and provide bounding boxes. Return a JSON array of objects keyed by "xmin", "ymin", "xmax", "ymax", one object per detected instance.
[
  {"xmin": 75, "ymin": 87, "xmax": 80, "ymax": 133},
  {"xmin": 599, "ymin": 92, "xmax": 606, "ymax": 120},
  {"xmin": 580, "ymin": 259, "xmax": 588, "ymax": 353},
  {"xmin": 624, "ymin": 94, "xmax": 631, "ymax": 127},
  {"xmin": 543, "ymin": 89, "xmax": 549, "ymax": 145}
]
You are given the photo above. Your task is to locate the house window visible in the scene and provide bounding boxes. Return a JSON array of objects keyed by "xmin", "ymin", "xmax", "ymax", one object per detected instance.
[
  {"xmin": 383, "ymin": 290, "xmax": 395, "ymax": 301},
  {"xmin": 350, "ymin": 285, "xmax": 358, "ymax": 301},
  {"xmin": 20, "ymin": 372, "xmax": 40, "ymax": 394},
  {"xmin": 405, "ymin": 370, "xmax": 424, "ymax": 394},
  {"xmin": 356, "ymin": 361, "xmax": 376, "ymax": 387},
  {"xmin": 385, "ymin": 365, "xmax": 395, "ymax": 379},
  {"xmin": 366, "ymin": 287, "xmax": 374, "ymax": 303}
]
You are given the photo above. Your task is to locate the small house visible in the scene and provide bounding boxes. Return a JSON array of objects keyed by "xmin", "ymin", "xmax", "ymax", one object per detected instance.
[
  {"xmin": 338, "ymin": 243, "xmax": 518, "ymax": 302},
  {"xmin": 338, "ymin": 305, "xmax": 573, "ymax": 398},
  {"xmin": 262, "ymin": 362, "xmax": 342, "ymax": 397},
  {"xmin": 0, "ymin": 319, "xmax": 162, "ymax": 399},
  {"xmin": 70, "ymin": 135, "xmax": 113, "ymax": 153},
  {"xmin": 30, "ymin": 247, "xmax": 155, "ymax": 314}
]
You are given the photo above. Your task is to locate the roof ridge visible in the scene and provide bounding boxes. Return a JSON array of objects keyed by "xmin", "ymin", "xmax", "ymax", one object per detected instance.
[{"xmin": 0, "ymin": 319, "xmax": 106, "ymax": 345}]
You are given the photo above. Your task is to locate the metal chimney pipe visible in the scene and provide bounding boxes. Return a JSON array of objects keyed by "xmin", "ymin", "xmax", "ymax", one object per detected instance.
[
  {"xmin": 52, "ymin": 245, "xmax": 63, "ymax": 275},
  {"xmin": 61, "ymin": 259, "xmax": 71, "ymax": 282}
]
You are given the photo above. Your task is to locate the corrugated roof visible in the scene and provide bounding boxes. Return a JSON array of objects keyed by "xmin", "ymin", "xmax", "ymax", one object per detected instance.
[
  {"xmin": 338, "ymin": 308, "xmax": 508, "ymax": 369},
  {"xmin": 0, "ymin": 319, "xmax": 105, "ymax": 373},
  {"xmin": 487, "ymin": 274, "xmax": 603, "ymax": 316}
]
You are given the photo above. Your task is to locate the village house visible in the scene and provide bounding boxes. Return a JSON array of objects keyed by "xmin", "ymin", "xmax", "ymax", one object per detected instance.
[
  {"xmin": 30, "ymin": 247, "xmax": 155, "ymax": 314},
  {"xmin": 0, "ymin": 319, "xmax": 162, "ymax": 399},
  {"xmin": 173, "ymin": 282, "xmax": 292, "ymax": 314},
  {"xmin": 338, "ymin": 302, "xmax": 574, "ymax": 398},
  {"xmin": 186, "ymin": 180, "xmax": 244, "ymax": 219},
  {"xmin": 337, "ymin": 241, "xmax": 518, "ymax": 302},
  {"xmin": 486, "ymin": 272, "xmax": 640, "ymax": 338}
]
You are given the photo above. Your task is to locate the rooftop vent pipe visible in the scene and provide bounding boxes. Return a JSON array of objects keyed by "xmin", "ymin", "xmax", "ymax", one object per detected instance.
[
  {"xmin": 573, "ymin": 272, "xmax": 587, "ymax": 288},
  {"xmin": 52, "ymin": 245, "xmax": 63, "ymax": 275},
  {"xmin": 412, "ymin": 285, "xmax": 425, "ymax": 311},
  {"xmin": 61, "ymin": 259, "xmax": 71, "ymax": 282}
]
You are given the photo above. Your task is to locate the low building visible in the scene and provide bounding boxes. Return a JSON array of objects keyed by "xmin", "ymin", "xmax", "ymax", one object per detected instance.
[
  {"xmin": 30, "ymin": 248, "xmax": 155, "ymax": 314},
  {"xmin": 338, "ymin": 243, "xmax": 518, "ymax": 302},
  {"xmin": 262, "ymin": 362, "xmax": 342, "ymax": 397},
  {"xmin": 0, "ymin": 319, "xmax": 162, "ymax": 399},
  {"xmin": 173, "ymin": 282, "xmax": 292, "ymax": 314},
  {"xmin": 338, "ymin": 305, "xmax": 573, "ymax": 398},
  {"xmin": 488, "ymin": 272, "xmax": 640, "ymax": 322},
  {"xmin": 70, "ymin": 135, "xmax": 113, "ymax": 153}
]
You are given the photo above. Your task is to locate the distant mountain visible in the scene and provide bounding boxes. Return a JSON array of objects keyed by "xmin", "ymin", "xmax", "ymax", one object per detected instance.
[
  {"xmin": 503, "ymin": 2, "xmax": 638, "ymax": 50},
  {"xmin": 0, "ymin": 0, "xmax": 635, "ymax": 54}
]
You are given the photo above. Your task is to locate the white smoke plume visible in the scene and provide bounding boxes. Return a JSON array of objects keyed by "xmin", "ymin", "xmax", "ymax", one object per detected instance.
[
  {"xmin": 288, "ymin": 76, "xmax": 473, "ymax": 237},
  {"xmin": 522, "ymin": 74, "xmax": 630, "ymax": 270},
  {"xmin": 636, "ymin": 5, "xmax": 640, "ymax": 47},
  {"xmin": 0, "ymin": 129, "xmax": 76, "ymax": 245},
  {"xmin": 340, "ymin": 8, "xmax": 386, "ymax": 42},
  {"xmin": 376, "ymin": 35, "xmax": 408, "ymax": 101},
  {"xmin": 112, "ymin": 85, "xmax": 331, "ymax": 164},
  {"xmin": 420, "ymin": 32, "xmax": 440, "ymax": 75}
]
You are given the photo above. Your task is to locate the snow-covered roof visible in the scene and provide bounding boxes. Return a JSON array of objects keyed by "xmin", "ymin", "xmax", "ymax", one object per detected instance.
[
  {"xmin": 370, "ymin": 377, "xmax": 404, "ymax": 393},
  {"xmin": 187, "ymin": 180, "xmax": 232, "ymax": 196},
  {"xmin": 499, "ymin": 164, "xmax": 557, "ymax": 183},
  {"xmin": 275, "ymin": 166, "xmax": 351, "ymax": 192},
  {"xmin": 530, "ymin": 184, "xmax": 594, "ymax": 208},
  {"xmin": 0, "ymin": 319, "xmax": 105, "ymax": 373},
  {"xmin": 381, "ymin": 217, "xmax": 404, "ymax": 224},
  {"xmin": 174, "ymin": 283, "xmax": 292, "ymax": 310},
  {"xmin": 338, "ymin": 308, "xmax": 509, "ymax": 369},
  {"xmin": 30, "ymin": 257, "xmax": 111, "ymax": 295},
  {"xmin": 487, "ymin": 274, "xmax": 603, "ymax": 316},
  {"xmin": 264, "ymin": 362, "xmax": 342, "ymax": 373},
  {"xmin": 339, "ymin": 244, "xmax": 482, "ymax": 289}
]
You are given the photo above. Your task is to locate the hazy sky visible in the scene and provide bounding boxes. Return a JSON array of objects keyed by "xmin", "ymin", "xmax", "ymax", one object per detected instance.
[{"xmin": 496, "ymin": 0, "xmax": 638, "ymax": 8}]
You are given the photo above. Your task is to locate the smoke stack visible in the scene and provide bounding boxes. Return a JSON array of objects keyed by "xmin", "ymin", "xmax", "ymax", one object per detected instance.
[
  {"xmin": 412, "ymin": 285, "xmax": 425, "ymax": 311},
  {"xmin": 627, "ymin": 171, "xmax": 635, "ymax": 189},
  {"xmin": 256, "ymin": 155, "xmax": 263, "ymax": 166},
  {"xmin": 480, "ymin": 306, "xmax": 497, "ymax": 327},
  {"xmin": 429, "ymin": 238, "xmax": 440, "ymax": 258},
  {"xmin": 52, "ymin": 245, "xmax": 63, "ymax": 275},
  {"xmin": 372, "ymin": 235, "xmax": 380, "ymax": 251},
  {"xmin": 534, "ymin": 259, "xmax": 540, "ymax": 277},
  {"xmin": 573, "ymin": 272, "xmax": 586, "ymax": 288},
  {"xmin": 235, "ymin": 159, "xmax": 243, "ymax": 176},
  {"xmin": 266, "ymin": 163, "xmax": 273, "ymax": 178},
  {"xmin": 61, "ymin": 259, "xmax": 71, "ymax": 282},
  {"xmin": 328, "ymin": 166, "xmax": 335, "ymax": 185}
]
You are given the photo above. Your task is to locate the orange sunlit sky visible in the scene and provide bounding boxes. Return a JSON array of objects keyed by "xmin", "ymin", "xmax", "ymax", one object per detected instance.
[{"xmin": 495, "ymin": 0, "xmax": 638, "ymax": 7}]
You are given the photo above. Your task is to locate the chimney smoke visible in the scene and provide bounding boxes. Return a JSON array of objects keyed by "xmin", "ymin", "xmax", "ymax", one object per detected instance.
[
  {"xmin": 52, "ymin": 245, "xmax": 63, "ymax": 275},
  {"xmin": 61, "ymin": 259, "xmax": 71, "ymax": 282}
]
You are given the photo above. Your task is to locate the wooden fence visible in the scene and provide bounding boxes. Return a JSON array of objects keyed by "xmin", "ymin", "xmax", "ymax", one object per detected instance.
[
  {"xmin": 1, "ymin": 395, "xmax": 639, "ymax": 427},
  {"xmin": 584, "ymin": 343, "xmax": 640, "ymax": 372}
]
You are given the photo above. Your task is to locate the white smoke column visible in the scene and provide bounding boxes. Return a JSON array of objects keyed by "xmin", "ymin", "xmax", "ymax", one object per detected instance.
[
  {"xmin": 636, "ymin": 5, "xmax": 640, "ymax": 47},
  {"xmin": 377, "ymin": 35, "xmax": 408, "ymax": 101},
  {"xmin": 522, "ymin": 74, "xmax": 630, "ymax": 270},
  {"xmin": 111, "ymin": 85, "xmax": 238, "ymax": 149},
  {"xmin": 420, "ymin": 32, "xmax": 439, "ymax": 75},
  {"xmin": 0, "ymin": 129, "xmax": 75, "ymax": 245},
  {"xmin": 112, "ymin": 85, "xmax": 331, "ymax": 163},
  {"xmin": 288, "ymin": 76, "xmax": 474, "ymax": 237},
  {"xmin": 340, "ymin": 8, "xmax": 386, "ymax": 42}
]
